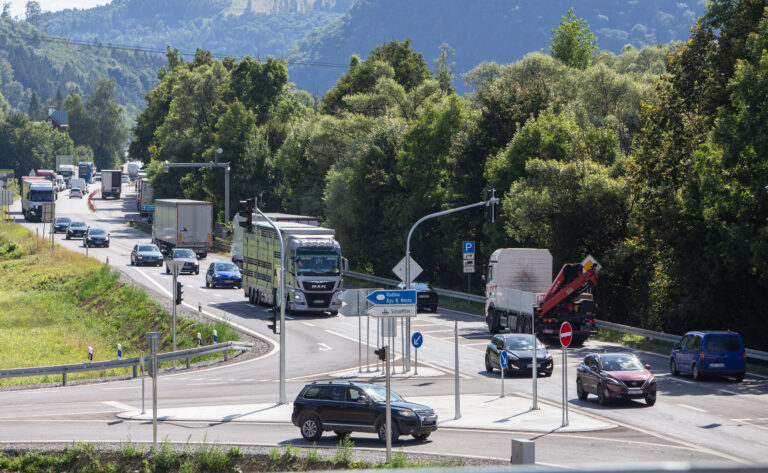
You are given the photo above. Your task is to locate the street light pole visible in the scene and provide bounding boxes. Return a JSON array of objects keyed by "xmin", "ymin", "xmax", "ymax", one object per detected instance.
[{"xmin": 253, "ymin": 201, "xmax": 286, "ymax": 404}]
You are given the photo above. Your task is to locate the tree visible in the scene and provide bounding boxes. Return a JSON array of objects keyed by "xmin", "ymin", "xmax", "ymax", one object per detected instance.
[
  {"xmin": 27, "ymin": 91, "xmax": 44, "ymax": 121},
  {"xmin": 25, "ymin": 1, "xmax": 41, "ymax": 24},
  {"xmin": 548, "ymin": 8, "xmax": 597, "ymax": 69},
  {"xmin": 433, "ymin": 43, "xmax": 455, "ymax": 94}
]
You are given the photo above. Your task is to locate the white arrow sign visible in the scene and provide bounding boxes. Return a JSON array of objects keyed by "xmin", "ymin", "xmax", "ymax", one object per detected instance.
[{"xmin": 366, "ymin": 305, "xmax": 417, "ymax": 318}]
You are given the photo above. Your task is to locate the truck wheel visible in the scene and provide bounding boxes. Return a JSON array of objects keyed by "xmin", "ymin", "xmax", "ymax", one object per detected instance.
[
  {"xmin": 522, "ymin": 318, "xmax": 531, "ymax": 335},
  {"xmin": 571, "ymin": 336, "xmax": 586, "ymax": 348},
  {"xmin": 487, "ymin": 308, "xmax": 500, "ymax": 334}
]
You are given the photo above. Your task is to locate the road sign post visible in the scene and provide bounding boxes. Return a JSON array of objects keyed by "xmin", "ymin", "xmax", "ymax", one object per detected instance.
[
  {"xmin": 411, "ymin": 331, "xmax": 423, "ymax": 375},
  {"xmin": 145, "ymin": 332, "xmax": 161, "ymax": 451},
  {"xmin": 500, "ymin": 350, "xmax": 508, "ymax": 398},
  {"xmin": 560, "ymin": 321, "xmax": 572, "ymax": 427},
  {"xmin": 532, "ymin": 312, "xmax": 539, "ymax": 410},
  {"xmin": 462, "ymin": 241, "xmax": 475, "ymax": 291}
]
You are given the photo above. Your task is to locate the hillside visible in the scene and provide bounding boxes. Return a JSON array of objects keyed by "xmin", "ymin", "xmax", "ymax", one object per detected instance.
[
  {"xmin": 0, "ymin": 16, "xmax": 163, "ymax": 117},
  {"xmin": 286, "ymin": 0, "xmax": 709, "ymax": 94}
]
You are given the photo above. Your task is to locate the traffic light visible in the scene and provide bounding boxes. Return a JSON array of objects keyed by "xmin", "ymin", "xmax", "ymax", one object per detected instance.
[
  {"xmin": 268, "ymin": 306, "xmax": 279, "ymax": 334},
  {"xmin": 374, "ymin": 346, "xmax": 387, "ymax": 361},
  {"xmin": 238, "ymin": 198, "xmax": 255, "ymax": 231},
  {"xmin": 175, "ymin": 281, "xmax": 183, "ymax": 305},
  {"xmin": 485, "ymin": 188, "xmax": 497, "ymax": 223}
]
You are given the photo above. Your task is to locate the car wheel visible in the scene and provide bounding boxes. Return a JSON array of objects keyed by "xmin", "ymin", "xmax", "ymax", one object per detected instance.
[
  {"xmin": 542, "ymin": 369, "xmax": 552, "ymax": 377},
  {"xmin": 130, "ymin": 257, "xmax": 134, "ymax": 266},
  {"xmin": 735, "ymin": 372, "xmax": 745, "ymax": 382},
  {"xmin": 205, "ymin": 279, "xmax": 210, "ymax": 288},
  {"xmin": 485, "ymin": 353, "xmax": 494, "ymax": 373},
  {"xmin": 106, "ymin": 243, "xmax": 109, "ymax": 248},
  {"xmin": 376, "ymin": 419, "xmax": 399, "ymax": 443},
  {"xmin": 692, "ymin": 363, "xmax": 701, "ymax": 381},
  {"xmin": 300, "ymin": 414, "xmax": 323, "ymax": 442},
  {"xmin": 334, "ymin": 431, "xmax": 348, "ymax": 438},
  {"xmin": 165, "ymin": 266, "xmax": 170, "ymax": 274},
  {"xmin": 66, "ymin": 234, "xmax": 70, "ymax": 240},
  {"xmin": 597, "ymin": 383, "xmax": 608, "ymax": 406},
  {"xmin": 645, "ymin": 394, "xmax": 656, "ymax": 406},
  {"xmin": 195, "ymin": 269, "xmax": 199, "ymax": 275},
  {"xmin": 576, "ymin": 378, "xmax": 588, "ymax": 400},
  {"xmin": 412, "ymin": 433, "xmax": 430, "ymax": 441},
  {"xmin": 669, "ymin": 358, "xmax": 679, "ymax": 376}
]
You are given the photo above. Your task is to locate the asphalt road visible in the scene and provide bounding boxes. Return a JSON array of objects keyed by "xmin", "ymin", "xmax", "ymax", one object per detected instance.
[{"xmin": 4, "ymin": 182, "xmax": 767, "ymax": 467}]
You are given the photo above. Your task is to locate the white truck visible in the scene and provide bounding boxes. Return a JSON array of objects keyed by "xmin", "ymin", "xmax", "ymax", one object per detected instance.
[
  {"xmin": 21, "ymin": 176, "xmax": 54, "ymax": 221},
  {"xmin": 152, "ymin": 199, "xmax": 213, "ymax": 258},
  {"xmin": 242, "ymin": 221, "xmax": 347, "ymax": 314},
  {"xmin": 127, "ymin": 162, "xmax": 142, "ymax": 181},
  {"xmin": 137, "ymin": 178, "xmax": 154, "ymax": 219},
  {"xmin": 230, "ymin": 213, "xmax": 320, "ymax": 267},
  {"xmin": 485, "ymin": 248, "xmax": 599, "ymax": 346},
  {"xmin": 57, "ymin": 164, "xmax": 76, "ymax": 187},
  {"xmin": 100, "ymin": 170, "xmax": 122, "ymax": 199}
]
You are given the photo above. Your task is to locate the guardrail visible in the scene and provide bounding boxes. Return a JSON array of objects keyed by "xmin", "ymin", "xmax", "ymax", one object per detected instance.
[
  {"xmin": 0, "ymin": 341, "xmax": 253, "ymax": 386},
  {"xmin": 345, "ymin": 270, "xmax": 486, "ymax": 303},
  {"xmin": 344, "ymin": 271, "xmax": 768, "ymax": 361}
]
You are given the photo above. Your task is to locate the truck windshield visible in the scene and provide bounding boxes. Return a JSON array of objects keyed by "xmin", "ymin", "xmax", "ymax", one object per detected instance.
[
  {"xmin": 295, "ymin": 252, "xmax": 340, "ymax": 276},
  {"xmin": 29, "ymin": 190, "xmax": 53, "ymax": 202}
]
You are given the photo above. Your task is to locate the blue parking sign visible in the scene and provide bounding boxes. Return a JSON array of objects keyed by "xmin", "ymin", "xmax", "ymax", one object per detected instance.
[{"xmin": 463, "ymin": 241, "xmax": 475, "ymax": 254}]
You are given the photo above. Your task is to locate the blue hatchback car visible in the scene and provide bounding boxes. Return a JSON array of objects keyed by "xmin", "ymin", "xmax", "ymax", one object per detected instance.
[
  {"xmin": 205, "ymin": 261, "xmax": 242, "ymax": 289},
  {"xmin": 670, "ymin": 331, "xmax": 746, "ymax": 382}
]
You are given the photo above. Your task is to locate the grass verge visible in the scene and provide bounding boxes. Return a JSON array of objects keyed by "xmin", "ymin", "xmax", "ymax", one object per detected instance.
[
  {"xmin": 0, "ymin": 439, "xmax": 466, "ymax": 472},
  {"xmin": 0, "ymin": 221, "xmax": 239, "ymax": 386}
]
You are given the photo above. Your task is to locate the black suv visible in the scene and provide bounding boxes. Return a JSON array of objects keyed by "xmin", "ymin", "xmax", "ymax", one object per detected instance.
[{"xmin": 291, "ymin": 381, "xmax": 438, "ymax": 443}]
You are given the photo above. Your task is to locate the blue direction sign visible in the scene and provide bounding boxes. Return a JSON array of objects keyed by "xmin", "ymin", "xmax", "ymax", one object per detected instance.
[
  {"xmin": 365, "ymin": 289, "xmax": 417, "ymax": 306},
  {"xmin": 500, "ymin": 350, "xmax": 508, "ymax": 369},
  {"xmin": 463, "ymin": 241, "xmax": 475, "ymax": 254},
  {"xmin": 411, "ymin": 332, "xmax": 423, "ymax": 348}
]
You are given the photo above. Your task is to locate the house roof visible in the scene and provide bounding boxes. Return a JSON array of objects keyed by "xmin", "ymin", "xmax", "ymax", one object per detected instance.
[{"xmin": 47, "ymin": 110, "xmax": 68, "ymax": 126}]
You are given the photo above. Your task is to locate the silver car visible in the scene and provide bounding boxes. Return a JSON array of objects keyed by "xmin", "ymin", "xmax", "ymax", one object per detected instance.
[{"xmin": 166, "ymin": 248, "xmax": 199, "ymax": 275}]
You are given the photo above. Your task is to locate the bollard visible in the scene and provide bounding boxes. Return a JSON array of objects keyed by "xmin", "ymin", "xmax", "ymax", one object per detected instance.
[
  {"xmin": 224, "ymin": 349, "xmax": 228, "ymax": 362},
  {"xmin": 197, "ymin": 332, "xmax": 202, "ymax": 346},
  {"xmin": 132, "ymin": 365, "xmax": 137, "ymax": 378},
  {"xmin": 186, "ymin": 357, "xmax": 190, "ymax": 369},
  {"xmin": 62, "ymin": 373, "xmax": 67, "ymax": 386},
  {"xmin": 88, "ymin": 346, "xmax": 93, "ymax": 362},
  {"xmin": 106, "ymin": 256, "xmax": 109, "ymax": 266},
  {"xmin": 117, "ymin": 343, "xmax": 122, "ymax": 359},
  {"xmin": 213, "ymin": 329, "xmax": 217, "ymax": 343},
  {"xmin": 511, "ymin": 439, "xmax": 535, "ymax": 464}
]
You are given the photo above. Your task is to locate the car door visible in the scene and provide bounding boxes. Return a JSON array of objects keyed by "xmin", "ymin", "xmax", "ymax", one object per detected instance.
[
  {"xmin": 686, "ymin": 335, "xmax": 702, "ymax": 372},
  {"xmin": 489, "ymin": 336, "xmax": 502, "ymax": 368},
  {"xmin": 206, "ymin": 263, "xmax": 215, "ymax": 283},
  {"xmin": 582, "ymin": 355, "xmax": 599, "ymax": 393},
  {"xmin": 337, "ymin": 387, "xmax": 377, "ymax": 428},
  {"xmin": 673, "ymin": 335, "xmax": 690, "ymax": 372}
]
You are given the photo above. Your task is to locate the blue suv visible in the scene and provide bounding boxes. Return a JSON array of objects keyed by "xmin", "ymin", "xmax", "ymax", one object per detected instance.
[
  {"xmin": 670, "ymin": 331, "xmax": 746, "ymax": 382},
  {"xmin": 291, "ymin": 381, "xmax": 437, "ymax": 443}
]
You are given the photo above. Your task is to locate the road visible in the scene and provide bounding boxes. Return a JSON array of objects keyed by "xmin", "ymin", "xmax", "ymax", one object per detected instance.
[{"xmin": 3, "ymin": 182, "xmax": 767, "ymax": 467}]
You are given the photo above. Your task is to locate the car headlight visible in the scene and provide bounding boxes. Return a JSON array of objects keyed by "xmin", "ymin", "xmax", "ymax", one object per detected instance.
[
  {"xmin": 605, "ymin": 377, "xmax": 621, "ymax": 385},
  {"xmin": 505, "ymin": 352, "xmax": 519, "ymax": 359},
  {"xmin": 394, "ymin": 409, "xmax": 414, "ymax": 417}
]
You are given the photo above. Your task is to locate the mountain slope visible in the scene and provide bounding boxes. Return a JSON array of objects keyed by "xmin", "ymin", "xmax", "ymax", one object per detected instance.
[{"xmin": 285, "ymin": 0, "xmax": 708, "ymax": 94}]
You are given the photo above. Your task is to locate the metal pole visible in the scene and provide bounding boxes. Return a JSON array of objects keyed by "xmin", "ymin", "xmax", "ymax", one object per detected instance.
[
  {"xmin": 414, "ymin": 347, "xmax": 418, "ymax": 375},
  {"xmin": 145, "ymin": 332, "xmax": 160, "ymax": 452},
  {"xmin": 376, "ymin": 317, "xmax": 380, "ymax": 372},
  {"xmin": 172, "ymin": 265, "xmax": 177, "ymax": 369},
  {"xmin": 454, "ymin": 318, "xmax": 461, "ymax": 420},
  {"xmin": 358, "ymin": 303, "xmax": 362, "ymax": 373},
  {"xmin": 406, "ymin": 318, "xmax": 411, "ymax": 371},
  {"xmin": 401, "ymin": 317, "xmax": 406, "ymax": 373},
  {"xmin": 253, "ymin": 205, "xmax": 286, "ymax": 404},
  {"xmin": 224, "ymin": 166, "xmax": 230, "ymax": 223},
  {"xmin": 140, "ymin": 351, "xmax": 145, "ymax": 415},
  {"xmin": 532, "ymin": 314, "xmax": 538, "ymax": 410},
  {"xmin": 385, "ymin": 344, "xmax": 392, "ymax": 463},
  {"xmin": 366, "ymin": 312, "xmax": 370, "ymax": 372},
  {"xmin": 562, "ymin": 346, "xmax": 569, "ymax": 427}
]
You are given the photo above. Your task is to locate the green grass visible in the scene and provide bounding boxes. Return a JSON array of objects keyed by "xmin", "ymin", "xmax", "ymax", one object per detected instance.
[{"xmin": 0, "ymin": 221, "xmax": 239, "ymax": 386}]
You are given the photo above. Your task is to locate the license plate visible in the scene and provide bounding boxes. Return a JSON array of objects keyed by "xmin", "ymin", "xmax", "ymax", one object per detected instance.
[
  {"xmin": 710, "ymin": 363, "xmax": 724, "ymax": 368},
  {"xmin": 628, "ymin": 388, "xmax": 642, "ymax": 395},
  {"xmin": 225, "ymin": 279, "xmax": 233, "ymax": 283},
  {"xmin": 418, "ymin": 295, "xmax": 429, "ymax": 299},
  {"xmin": 315, "ymin": 299, "xmax": 324, "ymax": 303},
  {"xmin": 526, "ymin": 363, "xmax": 533, "ymax": 368}
]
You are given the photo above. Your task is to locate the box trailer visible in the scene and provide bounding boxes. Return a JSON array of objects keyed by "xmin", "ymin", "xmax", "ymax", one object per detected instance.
[
  {"xmin": 101, "ymin": 170, "xmax": 122, "ymax": 199},
  {"xmin": 230, "ymin": 213, "xmax": 320, "ymax": 267},
  {"xmin": 152, "ymin": 199, "xmax": 213, "ymax": 258}
]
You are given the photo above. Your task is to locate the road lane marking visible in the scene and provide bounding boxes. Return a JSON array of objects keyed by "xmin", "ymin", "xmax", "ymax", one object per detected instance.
[
  {"xmin": 718, "ymin": 389, "xmax": 740, "ymax": 395},
  {"xmin": 302, "ymin": 322, "xmax": 315, "ymax": 327},
  {"xmin": 669, "ymin": 377, "xmax": 695, "ymax": 384},
  {"xmin": 318, "ymin": 343, "xmax": 332, "ymax": 352},
  {"xmin": 733, "ymin": 418, "xmax": 768, "ymax": 432},
  {"xmin": 677, "ymin": 403, "xmax": 707, "ymax": 413},
  {"xmin": 103, "ymin": 401, "xmax": 135, "ymax": 411}
]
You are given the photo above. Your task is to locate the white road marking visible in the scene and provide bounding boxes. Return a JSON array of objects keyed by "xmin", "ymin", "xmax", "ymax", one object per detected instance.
[
  {"xmin": 302, "ymin": 322, "xmax": 315, "ymax": 327},
  {"xmin": 670, "ymin": 377, "xmax": 695, "ymax": 384},
  {"xmin": 677, "ymin": 403, "xmax": 707, "ymax": 413},
  {"xmin": 417, "ymin": 329, "xmax": 455, "ymax": 334},
  {"xmin": 318, "ymin": 343, "xmax": 332, "ymax": 352},
  {"xmin": 103, "ymin": 401, "xmax": 135, "ymax": 411},
  {"xmin": 733, "ymin": 419, "xmax": 768, "ymax": 432},
  {"xmin": 718, "ymin": 389, "xmax": 740, "ymax": 395}
]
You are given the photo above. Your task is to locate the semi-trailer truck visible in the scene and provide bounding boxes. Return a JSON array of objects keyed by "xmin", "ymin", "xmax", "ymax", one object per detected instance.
[
  {"xmin": 58, "ymin": 165, "xmax": 76, "ymax": 186},
  {"xmin": 21, "ymin": 176, "xmax": 54, "ymax": 221},
  {"xmin": 127, "ymin": 162, "xmax": 142, "ymax": 181},
  {"xmin": 152, "ymin": 199, "xmax": 213, "ymax": 258},
  {"xmin": 484, "ymin": 248, "xmax": 600, "ymax": 346},
  {"xmin": 137, "ymin": 178, "xmax": 154, "ymax": 218},
  {"xmin": 36, "ymin": 169, "xmax": 55, "ymax": 181},
  {"xmin": 100, "ymin": 170, "xmax": 122, "ymax": 199},
  {"xmin": 230, "ymin": 213, "xmax": 320, "ymax": 267},
  {"xmin": 78, "ymin": 162, "xmax": 94, "ymax": 183},
  {"xmin": 242, "ymin": 220, "xmax": 347, "ymax": 315}
]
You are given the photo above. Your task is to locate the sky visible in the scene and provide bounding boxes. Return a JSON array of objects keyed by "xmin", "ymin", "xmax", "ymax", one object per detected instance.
[{"xmin": 7, "ymin": 0, "xmax": 111, "ymax": 18}]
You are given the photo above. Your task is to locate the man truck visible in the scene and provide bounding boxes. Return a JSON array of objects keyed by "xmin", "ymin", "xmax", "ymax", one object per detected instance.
[
  {"xmin": 231, "ymin": 213, "xmax": 320, "ymax": 268},
  {"xmin": 21, "ymin": 176, "xmax": 54, "ymax": 221},
  {"xmin": 152, "ymin": 199, "xmax": 213, "ymax": 258},
  {"xmin": 78, "ymin": 162, "xmax": 94, "ymax": 184},
  {"xmin": 100, "ymin": 170, "xmax": 122, "ymax": 199},
  {"xmin": 484, "ymin": 248, "xmax": 599, "ymax": 347},
  {"xmin": 242, "ymin": 220, "xmax": 347, "ymax": 315}
]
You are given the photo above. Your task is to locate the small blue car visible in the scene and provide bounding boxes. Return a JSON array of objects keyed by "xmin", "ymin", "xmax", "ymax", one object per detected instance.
[
  {"xmin": 670, "ymin": 331, "xmax": 746, "ymax": 382},
  {"xmin": 205, "ymin": 261, "xmax": 242, "ymax": 289}
]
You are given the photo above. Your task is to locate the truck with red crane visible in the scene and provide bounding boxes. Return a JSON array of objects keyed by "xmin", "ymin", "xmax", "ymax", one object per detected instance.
[{"xmin": 484, "ymin": 248, "xmax": 599, "ymax": 346}]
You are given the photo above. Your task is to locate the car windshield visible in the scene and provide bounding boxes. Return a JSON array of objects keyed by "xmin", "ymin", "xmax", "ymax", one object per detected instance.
[
  {"xmin": 55, "ymin": 217, "xmax": 70, "ymax": 224},
  {"xmin": 504, "ymin": 337, "xmax": 545, "ymax": 350},
  {"xmin": 138, "ymin": 245, "xmax": 159, "ymax": 252},
  {"xmin": 214, "ymin": 262, "xmax": 239, "ymax": 271},
  {"xmin": 89, "ymin": 229, "xmax": 106, "ymax": 235},
  {"xmin": 600, "ymin": 355, "xmax": 644, "ymax": 371},
  {"xmin": 71, "ymin": 221, "xmax": 86, "ymax": 228},
  {"xmin": 173, "ymin": 249, "xmax": 196, "ymax": 258},
  {"xmin": 295, "ymin": 252, "xmax": 340, "ymax": 276},
  {"xmin": 364, "ymin": 385, "xmax": 404, "ymax": 403},
  {"xmin": 705, "ymin": 335, "xmax": 742, "ymax": 353}
]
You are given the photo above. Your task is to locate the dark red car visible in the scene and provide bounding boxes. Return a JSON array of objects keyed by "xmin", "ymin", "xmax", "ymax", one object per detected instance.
[{"xmin": 576, "ymin": 352, "xmax": 656, "ymax": 406}]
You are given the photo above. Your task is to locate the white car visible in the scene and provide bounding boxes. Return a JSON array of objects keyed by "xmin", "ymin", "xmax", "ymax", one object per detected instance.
[
  {"xmin": 121, "ymin": 175, "xmax": 130, "ymax": 184},
  {"xmin": 69, "ymin": 188, "xmax": 83, "ymax": 199}
]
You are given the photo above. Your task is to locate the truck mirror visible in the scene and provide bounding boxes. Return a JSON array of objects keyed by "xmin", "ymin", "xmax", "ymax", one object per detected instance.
[{"xmin": 342, "ymin": 257, "xmax": 349, "ymax": 273}]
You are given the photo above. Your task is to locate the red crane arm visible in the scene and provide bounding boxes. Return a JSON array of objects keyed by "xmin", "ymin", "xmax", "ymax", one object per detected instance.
[{"xmin": 539, "ymin": 267, "xmax": 598, "ymax": 316}]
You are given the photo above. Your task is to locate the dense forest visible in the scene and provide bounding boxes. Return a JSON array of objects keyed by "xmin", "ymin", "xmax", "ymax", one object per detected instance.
[{"xmin": 0, "ymin": 10, "xmax": 162, "ymax": 117}]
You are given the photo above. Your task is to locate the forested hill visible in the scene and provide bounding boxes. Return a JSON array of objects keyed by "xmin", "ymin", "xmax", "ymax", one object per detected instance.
[
  {"xmin": 38, "ymin": 0, "xmax": 353, "ymax": 62},
  {"xmin": 0, "ymin": 15, "xmax": 163, "ymax": 117},
  {"xmin": 286, "ymin": 0, "xmax": 708, "ymax": 94}
]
